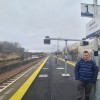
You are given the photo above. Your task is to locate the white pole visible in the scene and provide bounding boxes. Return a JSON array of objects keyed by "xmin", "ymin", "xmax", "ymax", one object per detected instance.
[
  {"xmin": 62, "ymin": 41, "xmax": 70, "ymax": 76},
  {"xmin": 57, "ymin": 40, "xmax": 59, "ymax": 64},
  {"xmin": 65, "ymin": 41, "xmax": 67, "ymax": 75},
  {"xmin": 93, "ymin": 0, "xmax": 97, "ymax": 17},
  {"xmin": 94, "ymin": 37, "xmax": 99, "ymax": 66},
  {"xmin": 93, "ymin": 0, "xmax": 100, "ymax": 100}
]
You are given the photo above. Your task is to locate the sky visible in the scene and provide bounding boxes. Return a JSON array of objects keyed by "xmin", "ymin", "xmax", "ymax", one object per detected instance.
[{"xmin": 0, "ymin": 0, "xmax": 100, "ymax": 52}]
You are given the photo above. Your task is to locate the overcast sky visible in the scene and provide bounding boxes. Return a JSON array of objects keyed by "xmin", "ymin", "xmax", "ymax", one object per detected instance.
[{"xmin": 0, "ymin": 0, "xmax": 100, "ymax": 52}]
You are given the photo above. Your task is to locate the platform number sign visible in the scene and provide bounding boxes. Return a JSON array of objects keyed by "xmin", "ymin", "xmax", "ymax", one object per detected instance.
[
  {"xmin": 85, "ymin": 5, "xmax": 89, "ymax": 13},
  {"xmin": 81, "ymin": 3, "xmax": 94, "ymax": 18}
]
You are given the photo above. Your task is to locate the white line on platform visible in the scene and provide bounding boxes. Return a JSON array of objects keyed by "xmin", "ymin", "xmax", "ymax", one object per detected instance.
[
  {"xmin": 56, "ymin": 68, "xmax": 64, "ymax": 69},
  {"xmin": 43, "ymin": 68, "xmax": 48, "ymax": 69},
  {"xmin": 39, "ymin": 74, "xmax": 48, "ymax": 77}
]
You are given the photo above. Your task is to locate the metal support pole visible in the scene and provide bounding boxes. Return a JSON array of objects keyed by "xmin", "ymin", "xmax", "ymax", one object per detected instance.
[
  {"xmin": 62, "ymin": 41, "xmax": 70, "ymax": 76},
  {"xmin": 65, "ymin": 41, "xmax": 67, "ymax": 75},
  {"xmin": 56, "ymin": 40, "xmax": 59, "ymax": 64},
  {"xmin": 93, "ymin": 0, "xmax": 97, "ymax": 17},
  {"xmin": 77, "ymin": 45, "xmax": 79, "ymax": 60},
  {"xmin": 94, "ymin": 37, "xmax": 99, "ymax": 66},
  {"xmin": 57, "ymin": 40, "xmax": 59, "ymax": 53},
  {"xmin": 93, "ymin": 0, "xmax": 100, "ymax": 100}
]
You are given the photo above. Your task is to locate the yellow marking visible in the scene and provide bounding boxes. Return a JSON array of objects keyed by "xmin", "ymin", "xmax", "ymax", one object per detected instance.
[
  {"xmin": 10, "ymin": 57, "xmax": 49, "ymax": 100},
  {"xmin": 58, "ymin": 58, "xmax": 75, "ymax": 66},
  {"xmin": 97, "ymin": 72, "xmax": 100, "ymax": 79},
  {"xmin": 98, "ymin": 75, "xmax": 100, "ymax": 79}
]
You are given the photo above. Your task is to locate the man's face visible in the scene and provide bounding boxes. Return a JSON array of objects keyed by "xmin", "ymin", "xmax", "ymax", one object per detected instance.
[{"xmin": 83, "ymin": 53, "xmax": 89, "ymax": 61}]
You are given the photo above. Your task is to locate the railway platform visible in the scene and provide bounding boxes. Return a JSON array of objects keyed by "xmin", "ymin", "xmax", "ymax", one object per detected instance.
[{"xmin": 0, "ymin": 56, "xmax": 95, "ymax": 100}]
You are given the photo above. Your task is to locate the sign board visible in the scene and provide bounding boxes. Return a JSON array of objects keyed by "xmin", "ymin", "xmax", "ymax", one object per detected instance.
[
  {"xmin": 44, "ymin": 39, "xmax": 51, "ymax": 44},
  {"xmin": 86, "ymin": 16, "xmax": 100, "ymax": 38},
  {"xmin": 81, "ymin": 3, "xmax": 100, "ymax": 18},
  {"xmin": 80, "ymin": 41, "xmax": 89, "ymax": 46}
]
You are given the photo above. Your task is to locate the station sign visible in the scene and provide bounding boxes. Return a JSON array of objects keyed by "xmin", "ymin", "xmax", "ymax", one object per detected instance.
[{"xmin": 86, "ymin": 16, "xmax": 100, "ymax": 38}]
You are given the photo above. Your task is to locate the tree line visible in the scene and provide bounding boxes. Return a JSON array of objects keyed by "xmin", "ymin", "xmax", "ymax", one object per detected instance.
[{"xmin": 0, "ymin": 41, "xmax": 25, "ymax": 54}]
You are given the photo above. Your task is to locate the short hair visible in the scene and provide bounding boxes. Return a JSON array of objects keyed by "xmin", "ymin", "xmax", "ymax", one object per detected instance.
[{"xmin": 83, "ymin": 51, "xmax": 89, "ymax": 54}]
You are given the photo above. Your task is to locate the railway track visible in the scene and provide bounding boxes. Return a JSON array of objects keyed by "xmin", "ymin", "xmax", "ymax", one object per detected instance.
[{"xmin": 0, "ymin": 57, "xmax": 45, "ymax": 93}]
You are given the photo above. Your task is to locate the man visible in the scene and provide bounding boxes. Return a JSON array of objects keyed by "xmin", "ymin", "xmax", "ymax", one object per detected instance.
[{"xmin": 75, "ymin": 51, "xmax": 98, "ymax": 100}]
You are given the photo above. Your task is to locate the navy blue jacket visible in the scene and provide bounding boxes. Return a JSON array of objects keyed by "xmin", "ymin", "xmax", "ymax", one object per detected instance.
[{"xmin": 75, "ymin": 58, "xmax": 98, "ymax": 84}]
